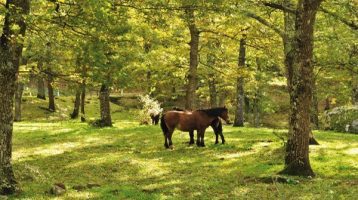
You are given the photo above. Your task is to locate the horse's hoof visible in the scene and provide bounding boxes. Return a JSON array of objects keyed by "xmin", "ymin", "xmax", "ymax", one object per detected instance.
[
  {"xmin": 215, "ymin": 142, "xmax": 219, "ymax": 145},
  {"xmin": 164, "ymin": 144, "xmax": 169, "ymax": 148}
]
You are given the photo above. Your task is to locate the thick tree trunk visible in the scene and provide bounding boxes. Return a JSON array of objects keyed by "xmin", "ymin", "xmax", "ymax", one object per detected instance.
[
  {"xmin": 47, "ymin": 73, "xmax": 55, "ymax": 112},
  {"xmin": 184, "ymin": 7, "xmax": 199, "ymax": 110},
  {"xmin": 99, "ymin": 84, "xmax": 112, "ymax": 126},
  {"xmin": 280, "ymin": 0, "xmax": 323, "ymax": 177},
  {"xmin": 0, "ymin": 0, "xmax": 30, "ymax": 194},
  {"xmin": 70, "ymin": 89, "xmax": 81, "ymax": 119},
  {"xmin": 311, "ymin": 78, "xmax": 319, "ymax": 129},
  {"xmin": 14, "ymin": 82, "xmax": 24, "ymax": 122},
  {"xmin": 233, "ymin": 36, "xmax": 246, "ymax": 127},
  {"xmin": 36, "ymin": 61, "xmax": 46, "ymax": 100}
]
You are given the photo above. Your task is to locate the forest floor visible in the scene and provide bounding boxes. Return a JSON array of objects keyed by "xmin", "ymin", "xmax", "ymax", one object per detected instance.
[{"xmin": 7, "ymin": 97, "xmax": 358, "ymax": 199}]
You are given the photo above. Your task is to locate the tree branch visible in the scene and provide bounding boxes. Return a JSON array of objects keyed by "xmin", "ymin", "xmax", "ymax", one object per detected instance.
[
  {"xmin": 200, "ymin": 29, "xmax": 245, "ymax": 41},
  {"xmin": 262, "ymin": 2, "xmax": 296, "ymax": 14},
  {"xmin": 320, "ymin": 7, "xmax": 358, "ymax": 30},
  {"xmin": 244, "ymin": 11, "xmax": 285, "ymax": 38}
]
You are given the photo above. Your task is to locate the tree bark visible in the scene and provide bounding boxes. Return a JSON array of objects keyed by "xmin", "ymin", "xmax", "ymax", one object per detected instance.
[
  {"xmin": 310, "ymin": 78, "xmax": 320, "ymax": 145},
  {"xmin": 324, "ymin": 97, "xmax": 330, "ymax": 111},
  {"xmin": 218, "ymin": 92, "xmax": 226, "ymax": 107},
  {"xmin": 14, "ymin": 82, "xmax": 24, "ymax": 122},
  {"xmin": 353, "ymin": 84, "xmax": 358, "ymax": 105},
  {"xmin": 80, "ymin": 80, "xmax": 86, "ymax": 122},
  {"xmin": 208, "ymin": 78, "xmax": 217, "ymax": 107},
  {"xmin": 311, "ymin": 77, "xmax": 319, "ymax": 129},
  {"xmin": 207, "ymin": 44, "xmax": 218, "ymax": 108},
  {"xmin": 47, "ymin": 72, "xmax": 55, "ymax": 112},
  {"xmin": 233, "ymin": 36, "xmax": 246, "ymax": 127},
  {"xmin": 350, "ymin": 45, "xmax": 358, "ymax": 105},
  {"xmin": 70, "ymin": 89, "xmax": 81, "ymax": 119},
  {"xmin": 184, "ymin": 7, "xmax": 199, "ymax": 110},
  {"xmin": 0, "ymin": 0, "xmax": 30, "ymax": 194},
  {"xmin": 280, "ymin": 0, "xmax": 323, "ymax": 177},
  {"xmin": 253, "ymin": 58, "xmax": 262, "ymax": 128},
  {"xmin": 36, "ymin": 61, "xmax": 46, "ymax": 100},
  {"xmin": 99, "ymin": 84, "xmax": 112, "ymax": 126}
]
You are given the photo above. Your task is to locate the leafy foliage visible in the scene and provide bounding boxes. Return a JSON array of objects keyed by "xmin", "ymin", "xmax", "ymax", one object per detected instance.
[{"xmin": 138, "ymin": 94, "xmax": 163, "ymax": 124}]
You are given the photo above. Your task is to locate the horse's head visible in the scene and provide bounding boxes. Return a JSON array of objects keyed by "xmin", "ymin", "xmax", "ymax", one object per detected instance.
[{"xmin": 219, "ymin": 107, "xmax": 231, "ymax": 124}]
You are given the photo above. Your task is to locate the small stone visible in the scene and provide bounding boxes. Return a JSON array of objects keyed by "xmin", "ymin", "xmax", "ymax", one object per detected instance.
[{"xmin": 50, "ymin": 183, "xmax": 66, "ymax": 195}]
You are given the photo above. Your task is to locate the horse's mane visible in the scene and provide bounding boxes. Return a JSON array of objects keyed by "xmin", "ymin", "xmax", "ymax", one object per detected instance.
[
  {"xmin": 197, "ymin": 107, "xmax": 227, "ymax": 117},
  {"xmin": 172, "ymin": 107, "xmax": 185, "ymax": 111}
]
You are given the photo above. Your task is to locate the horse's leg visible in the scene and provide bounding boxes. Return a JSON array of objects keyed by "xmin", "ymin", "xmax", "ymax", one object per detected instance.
[
  {"xmin": 168, "ymin": 130, "xmax": 174, "ymax": 148},
  {"xmin": 196, "ymin": 131, "xmax": 201, "ymax": 147},
  {"xmin": 215, "ymin": 131, "xmax": 219, "ymax": 144},
  {"xmin": 189, "ymin": 130, "xmax": 194, "ymax": 145},
  {"xmin": 219, "ymin": 132, "xmax": 225, "ymax": 144},
  {"xmin": 201, "ymin": 130, "xmax": 206, "ymax": 147},
  {"xmin": 196, "ymin": 129, "xmax": 205, "ymax": 147},
  {"xmin": 164, "ymin": 132, "xmax": 169, "ymax": 148}
]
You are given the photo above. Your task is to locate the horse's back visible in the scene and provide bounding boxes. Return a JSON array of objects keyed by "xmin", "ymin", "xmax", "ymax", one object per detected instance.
[{"xmin": 164, "ymin": 111, "xmax": 196, "ymax": 131}]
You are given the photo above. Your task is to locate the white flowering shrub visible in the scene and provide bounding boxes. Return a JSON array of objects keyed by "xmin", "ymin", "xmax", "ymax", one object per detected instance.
[
  {"xmin": 322, "ymin": 105, "xmax": 358, "ymax": 133},
  {"xmin": 138, "ymin": 95, "xmax": 163, "ymax": 125}
]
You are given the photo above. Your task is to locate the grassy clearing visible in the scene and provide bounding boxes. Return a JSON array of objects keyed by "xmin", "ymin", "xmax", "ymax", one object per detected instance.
[{"xmin": 8, "ymin": 97, "xmax": 358, "ymax": 199}]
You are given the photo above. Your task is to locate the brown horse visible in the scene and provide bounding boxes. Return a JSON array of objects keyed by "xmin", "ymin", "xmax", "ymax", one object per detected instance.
[
  {"xmin": 172, "ymin": 107, "xmax": 225, "ymax": 145},
  {"xmin": 160, "ymin": 107, "xmax": 230, "ymax": 148}
]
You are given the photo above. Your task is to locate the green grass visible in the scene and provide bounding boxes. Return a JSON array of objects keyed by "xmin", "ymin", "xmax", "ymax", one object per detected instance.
[{"xmin": 8, "ymin": 97, "xmax": 358, "ymax": 199}]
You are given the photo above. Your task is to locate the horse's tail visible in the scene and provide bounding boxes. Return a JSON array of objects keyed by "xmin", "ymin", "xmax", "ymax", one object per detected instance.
[{"xmin": 160, "ymin": 114, "xmax": 169, "ymax": 135}]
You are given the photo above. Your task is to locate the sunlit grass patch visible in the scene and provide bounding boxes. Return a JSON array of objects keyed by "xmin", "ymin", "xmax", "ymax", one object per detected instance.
[{"xmin": 9, "ymin": 100, "xmax": 358, "ymax": 199}]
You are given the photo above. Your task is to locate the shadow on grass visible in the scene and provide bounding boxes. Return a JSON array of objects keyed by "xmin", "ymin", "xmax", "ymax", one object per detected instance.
[{"xmin": 11, "ymin": 123, "xmax": 358, "ymax": 199}]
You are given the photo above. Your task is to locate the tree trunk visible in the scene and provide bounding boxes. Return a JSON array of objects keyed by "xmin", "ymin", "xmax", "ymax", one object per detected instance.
[
  {"xmin": 218, "ymin": 92, "xmax": 226, "ymax": 107},
  {"xmin": 353, "ymin": 84, "xmax": 358, "ymax": 105},
  {"xmin": 184, "ymin": 7, "xmax": 199, "ymax": 110},
  {"xmin": 324, "ymin": 97, "xmax": 330, "ymax": 111},
  {"xmin": 36, "ymin": 61, "xmax": 46, "ymax": 100},
  {"xmin": 208, "ymin": 78, "xmax": 217, "ymax": 107},
  {"xmin": 280, "ymin": 0, "xmax": 323, "ymax": 177},
  {"xmin": 14, "ymin": 82, "xmax": 24, "ymax": 122},
  {"xmin": 0, "ymin": 0, "xmax": 30, "ymax": 194},
  {"xmin": 70, "ymin": 89, "xmax": 81, "ymax": 119},
  {"xmin": 207, "ymin": 44, "xmax": 218, "ymax": 108},
  {"xmin": 233, "ymin": 36, "xmax": 246, "ymax": 127},
  {"xmin": 309, "ymin": 76, "xmax": 320, "ymax": 145},
  {"xmin": 80, "ymin": 80, "xmax": 86, "ymax": 122},
  {"xmin": 253, "ymin": 94, "xmax": 260, "ymax": 127},
  {"xmin": 253, "ymin": 58, "xmax": 263, "ymax": 128},
  {"xmin": 99, "ymin": 84, "xmax": 112, "ymax": 126},
  {"xmin": 311, "ymin": 78, "xmax": 319, "ymax": 129},
  {"xmin": 47, "ymin": 72, "xmax": 55, "ymax": 112}
]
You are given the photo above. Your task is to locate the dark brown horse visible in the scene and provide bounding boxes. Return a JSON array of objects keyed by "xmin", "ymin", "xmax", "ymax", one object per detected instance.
[
  {"xmin": 172, "ymin": 107, "xmax": 225, "ymax": 145},
  {"xmin": 150, "ymin": 113, "xmax": 160, "ymax": 125},
  {"xmin": 160, "ymin": 107, "xmax": 230, "ymax": 148}
]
